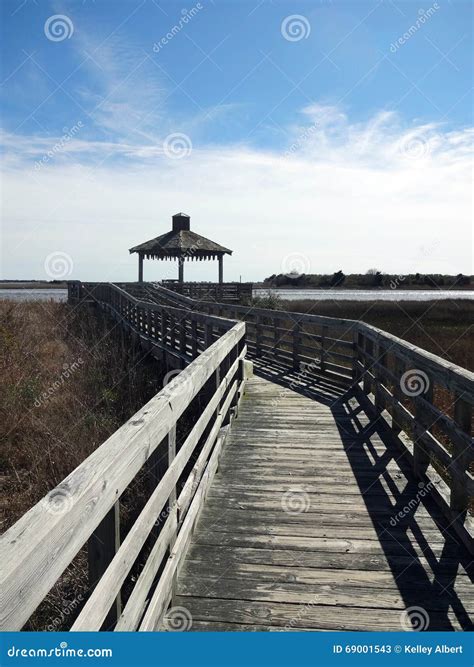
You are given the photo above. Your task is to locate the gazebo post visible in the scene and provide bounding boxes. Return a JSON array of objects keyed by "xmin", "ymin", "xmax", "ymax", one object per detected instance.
[
  {"xmin": 178, "ymin": 257, "xmax": 184, "ymax": 283},
  {"xmin": 218, "ymin": 255, "xmax": 223, "ymax": 284},
  {"xmin": 138, "ymin": 253, "xmax": 144, "ymax": 283}
]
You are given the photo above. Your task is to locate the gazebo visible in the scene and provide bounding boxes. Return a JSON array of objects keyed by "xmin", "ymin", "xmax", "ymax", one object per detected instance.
[{"xmin": 129, "ymin": 213, "xmax": 232, "ymax": 283}]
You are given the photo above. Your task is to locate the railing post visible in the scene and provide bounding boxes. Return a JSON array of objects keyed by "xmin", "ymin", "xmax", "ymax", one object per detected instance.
[
  {"xmin": 160, "ymin": 308, "xmax": 167, "ymax": 345},
  {"xmin": 169, "ymin": 313, "xmax": 176, "ymax": 350},
  {"xmin": 255, "ymin": 316, "xmax": 262, "ymax": 357},
  {"xmin": 320, "ymin": 325, "xmax": 327, "ymax": 374},
  {"xmin": 205, "ymin": 322, "xmax": 213, "ymax": 349},
  {"xmin": 179, "ymin": 315, "xmax": 187, "ymax": 356},
  {"xmin": 374, "ymin": 343, "xmax": 387, "ymax": 411},
  {"xmin": 413, "ymin": 375, "xmax": 433, "ymax": 479},
  {"xmin": 293, "ymin": 320, "xmax": 302, "ymax": 370},
  {"xmin": 146, "ymin": 308, "xmax": 152, "ymax": 338},
  {"xmin": 363, "ymin": 337, "xmax": 373, "ymax": 395},
  {"xmin": 450, "ymin": 393, "xmax": 471, "ymax": 514},
  {"xmin": 191, "ymin": 319, "xmax": 198, "ymax": 357},
  {"xmin": 273, "ymin": 315, "xmax": 279, "ymax": 358},
  {"xmin": 88, "ymin": 501, "xmax": 121, "ymax": 628},
  {"xmin": 392, "ymin": 356, "xmax": 404, "ymax": 436},
  {"xmin": 353, "ymin": 329, "xmax": 363, "ymax": 384}
]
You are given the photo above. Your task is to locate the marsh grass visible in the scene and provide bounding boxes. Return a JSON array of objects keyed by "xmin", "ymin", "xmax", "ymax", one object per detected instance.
[{"xmin": 0, "ymin": 300, "xmax": 164, "ymax": 533}]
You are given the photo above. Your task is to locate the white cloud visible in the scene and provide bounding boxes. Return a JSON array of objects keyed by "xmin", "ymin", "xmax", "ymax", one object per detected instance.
[{"xmin": 1, "ymin": 104, "xmax": 472, "ymax": 281}]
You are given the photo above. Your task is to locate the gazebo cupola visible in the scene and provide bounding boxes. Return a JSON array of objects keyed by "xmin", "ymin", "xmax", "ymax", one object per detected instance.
[{"xmin": 129, "ymin": 213, "xmax": 232, "ymax": 283}]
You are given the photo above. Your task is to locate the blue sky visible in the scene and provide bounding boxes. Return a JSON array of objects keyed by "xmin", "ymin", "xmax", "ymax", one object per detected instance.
[{"xmin": 1, "ymin": 0, "xmax": 472, "ymax": 281}]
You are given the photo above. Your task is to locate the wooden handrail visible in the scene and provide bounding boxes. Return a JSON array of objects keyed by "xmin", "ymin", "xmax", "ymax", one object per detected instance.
[{"xmin": 0, "ymin": 284, "xmax": 247, "ymax": 631}]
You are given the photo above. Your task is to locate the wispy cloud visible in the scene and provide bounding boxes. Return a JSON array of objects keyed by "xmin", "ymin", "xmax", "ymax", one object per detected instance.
[{"xmin": 1, "ymin": 102, "xmax": 472, "ymax": 280}]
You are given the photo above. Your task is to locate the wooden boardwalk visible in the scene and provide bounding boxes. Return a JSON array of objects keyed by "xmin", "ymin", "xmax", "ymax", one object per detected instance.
[
  {"xmin": 2, "ymin": 282, "xmax": 472, "ymax": 632},
  {"xmin": 166, "ymin": 373, "xmax": 473, "ymax": 631}
]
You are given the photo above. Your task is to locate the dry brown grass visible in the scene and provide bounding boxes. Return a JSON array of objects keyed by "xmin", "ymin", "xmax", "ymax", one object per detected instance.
[{"xmin": 0, "ymin": 300, "xmax": 163, "ymax": 534}]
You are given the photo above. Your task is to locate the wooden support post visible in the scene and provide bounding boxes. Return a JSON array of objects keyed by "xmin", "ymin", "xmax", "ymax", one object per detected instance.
[
  {"xmin": 353, "ymin": 330, "xmax": 363, "ymax": 384},
  {"xmin": 363, "ymin": 337, "xmax": 373, "ymax": 395},
  {"xmin": 205, "ymin": 323, "xmax": 213, "ymax": 349},
  {"xmin": 169, "ymin": 314, "xmax": 176, "ymax": 350},
  {"xmin": 273, "ymin": 316, "xmax": 278, "ymax": 358},
  {"xmin": 255, "ymin": 316, "xmax": 262, "ymax": 357},
  {"xmin": 138, "ymin": 254, "xmax": 143, "ymax": 283},
  {"xmin": 450, "ymin": 393, "xmax": 472, "ymax": 514},
  {"xmin": 88, "ymin": 502, "xmax": 121, "ymax": 629},
  {"xmin": 320, "ymin": 325, "xmax": 328, "ymax": 374},
  {"xmin": 218, "ymin": 255, "xmax": 223, "ymax": 284},
  {"xmin": 178, "ymin": 258, "xmax": 184, "ymax": 283},
  {"xmin": 293, "ymin": 321, "xmax": 302, "ymax": 370},
  {"xmin": 392, "ymin": 357, "xmax": 404, "ymax": 436},
  {"xmin": 191, "ymin": 319, "xmax": 198, "ymax": 358},
  {"xmin": 413, "ymin": 376, "xmax": 433, "ymax": 479},
  {"xmin": 179, "ymin": 316, "xmax": 187, "ymax": 356},
  {"xmin": 374, "ymin": 343, "xmax": 387, "ymax": 411},
  {"xmin": 160, "ymin": 308, "xmax": 167, "ymax": 345},
  {"xmin": 146, "ymin": 309, "xmax": 152, "ymax": 339}
]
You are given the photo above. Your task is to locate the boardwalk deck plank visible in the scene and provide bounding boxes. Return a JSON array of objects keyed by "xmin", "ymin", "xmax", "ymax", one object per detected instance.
[{"xmin": 163, "ymin": 376, "xmax": 473, "ymax": 632}]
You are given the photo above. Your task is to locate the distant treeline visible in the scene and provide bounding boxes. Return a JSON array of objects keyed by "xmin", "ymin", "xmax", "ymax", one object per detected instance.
[{"xmin": 263, "ymin": 271, "xmax": 473, "ymax": 289}]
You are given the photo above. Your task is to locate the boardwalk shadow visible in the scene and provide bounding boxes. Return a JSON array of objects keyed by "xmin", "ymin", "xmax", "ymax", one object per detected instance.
[{"xmin": 253, "ymin": 360, "xmax": 473, "ymax": 631}]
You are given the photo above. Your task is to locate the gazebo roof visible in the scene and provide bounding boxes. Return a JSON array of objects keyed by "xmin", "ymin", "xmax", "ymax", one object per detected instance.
[{"xmin": 129, "ymin": 213, "xmax": 232, "ymax": 260}]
